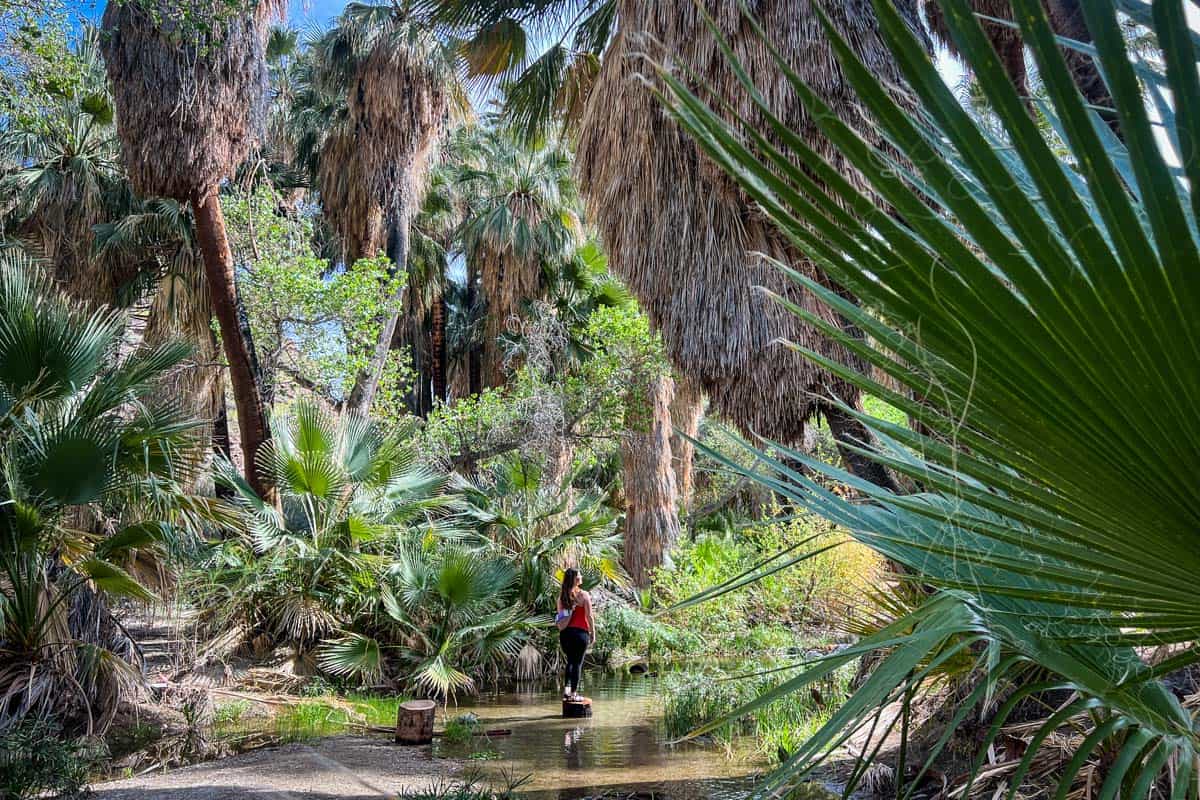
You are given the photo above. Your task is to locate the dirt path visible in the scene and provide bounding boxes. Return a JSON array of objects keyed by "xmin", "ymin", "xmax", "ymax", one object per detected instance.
[{"xmin": 91, "ymin": 737, "xmax": 462, "ymax": 800}]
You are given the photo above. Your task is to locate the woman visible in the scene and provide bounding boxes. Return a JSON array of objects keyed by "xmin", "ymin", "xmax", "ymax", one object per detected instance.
[{"xmin": 555, "ymin": 568, "xmax": 594, "ymax": 701}]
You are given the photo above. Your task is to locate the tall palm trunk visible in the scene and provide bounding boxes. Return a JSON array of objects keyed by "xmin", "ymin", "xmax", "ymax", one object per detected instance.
[
  {"xmin": 668, "ymin": 373, "xmax": 703, "ymax": 514},
  {"xmin": 622, "ymin": 375, "xmax": 681, "ymax": 587},
  {"xmin": 430, "ymin": 285, "xmax": 447, "ymax": 403},
  {"xmin": 191, "ymin": 185, "xmax": 273, "ymax": 501},
  {"xmin": 346, "ymin": 215, "xmax": 408, "ymax": 416}
]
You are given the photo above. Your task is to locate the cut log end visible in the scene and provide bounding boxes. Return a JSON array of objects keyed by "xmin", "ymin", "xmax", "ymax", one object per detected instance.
[
  {"xmin": 562, "ymin": 697, "xmax": 593, "ymax": 718},
  {"xmin": 396, "ymin": 699, "xmax": 436, "ymax": 745}
]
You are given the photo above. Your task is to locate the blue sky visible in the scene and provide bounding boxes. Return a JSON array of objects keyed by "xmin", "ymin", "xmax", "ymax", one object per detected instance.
[{"xmin": 69, "ymin": 0, "xmax": 345, "ymax": 27}]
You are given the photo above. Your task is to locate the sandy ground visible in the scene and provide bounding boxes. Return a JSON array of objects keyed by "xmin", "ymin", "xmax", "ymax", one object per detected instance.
[{"xmin": 91, "ymin": 736, "xmax": 462, "ymax": 800}]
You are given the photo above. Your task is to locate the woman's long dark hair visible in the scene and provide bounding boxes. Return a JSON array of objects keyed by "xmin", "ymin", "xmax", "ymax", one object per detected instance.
[{"xmin": 559, "ymin": 568, "xmax": 580, "ymax": 611}]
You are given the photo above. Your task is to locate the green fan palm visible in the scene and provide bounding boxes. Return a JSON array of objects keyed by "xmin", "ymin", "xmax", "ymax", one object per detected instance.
[
  {"xmin": 319, "ymin": 543, "xmax": 532, "ymax": 697},
  {"xmin": 653, "ymin": 0, "xmax": 1200, "ymax": 797},
  {"xmin": 0, "ymin": 252, "xmax": 206, "ymax": 734},
  {"xmin": 202, "ymin": 399, "xmax": 459, "ymax": 656}
]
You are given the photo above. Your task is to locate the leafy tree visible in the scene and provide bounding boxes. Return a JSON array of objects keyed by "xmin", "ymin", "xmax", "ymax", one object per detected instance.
[{"xmin": 221, "ymin": 185, "xmax": 408, "ymax": 406}]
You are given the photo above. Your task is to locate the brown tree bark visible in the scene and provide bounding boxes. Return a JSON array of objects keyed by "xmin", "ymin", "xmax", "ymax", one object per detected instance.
[
  {"xmin": 621, "ymin": 375, "xmax": 681, "ymax": 587},
  {"xmin": 191, "ymin": 185, "xmax": 273, "ymax": 502},
  {"xmin": 668, "ymin": 373, "xmax": 704, "ymax": 514}
]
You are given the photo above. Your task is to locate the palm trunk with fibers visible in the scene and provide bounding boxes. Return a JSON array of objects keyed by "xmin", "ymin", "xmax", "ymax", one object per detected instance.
[
  {"xmin": 346, "ymin": 217, "xmax": 408, "ymax": 416},
  {"xmin": 192, "ymin": 185, "xmax": 273, "ymax": 501},
  {"xmin": 481, "ymin": 251, "xmax": 509, "ymax": 388},
  {"xmin": 923, "ymin": 0, "xmax": 1119, "ymax": 136},
  {"xmin": 575, "ymin": 0, "xmax": 928, "ymax": 489},
  {"xmin": 430, "ymin": 286, "xmax": 447, "ymax": 403},
  {"xmin": 621, "ymin": 375, "xmax": 681, "ymax": 587},
  {"xmin": 668, "ymin": 373, "xmax": 704, "ymax": 514}
]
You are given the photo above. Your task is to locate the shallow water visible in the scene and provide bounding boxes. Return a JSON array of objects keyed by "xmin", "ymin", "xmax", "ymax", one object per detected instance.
[{"xmin": 437, "ymin": 670, "xmax": 767, "ymax": 800}]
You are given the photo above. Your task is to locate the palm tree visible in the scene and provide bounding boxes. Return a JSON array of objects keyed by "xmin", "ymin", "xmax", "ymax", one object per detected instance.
[
  {"xmin": 455, "ymin": 128, "xmax": 583, "ymax": 388},
  {"xmin": 198, "ymin": 399, "xmax": 458, "ymax": 669},
  {"xmin": 3, "ymin": 28, "xmax": 225, "ymax": 478},
  {"xmin": 428, "ymin": 0, "xmax": 915, "ymax": 492},
  {"xmin": 922, "ymin": 1, "xmax": 1118, "ymax": 134},
  {"xmin": 0, "ymin": 27, "xmax": 131, "ymax": 309},
  {"xmin": 660, "ymin": 0, "xmax": 1200, "ymax": 795},
  {"xmin": 0, "ymin": 252, "xmax": 207, "ymax": 734},
  {"xmin": 100, "ymin": 0, "xmax": 279, "ymax": 500},
  {"xmin": 298, "ymin": 2, "xmax": 459, "ymax": 416},
  {"xmin": 620, "ymin": 374, "xmax": 680, "ymax": 586},
  {"xmin": 668, "ymin": 373, "xmax": 704, "ymax": 513}
]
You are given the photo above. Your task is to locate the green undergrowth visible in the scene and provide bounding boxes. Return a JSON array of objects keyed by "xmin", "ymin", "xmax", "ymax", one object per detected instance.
[
  {"xmin": 662, "ymin": 661, "xmax": 855, "ymax": 762},
  {"xmin": 212, "ymin": 692, "xmax": 405, "ymax": 744},
  {"xmin": 596, "ymin": 509, "xmax": 876, "ymax": 667}
]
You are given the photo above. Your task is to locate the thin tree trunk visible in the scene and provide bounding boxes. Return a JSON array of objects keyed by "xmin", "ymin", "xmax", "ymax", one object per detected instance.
[
  {"xmin": 668, "ymin": 373, "xmax": 704, "ymax": 515},
  {"xmin": 430, "ymin": 285, "xmax": 446, "ymax": 404},
  {"xmin": 191, "ymin": 185, "xmax": 273, "ymax": 502},
  {"xmin": 824, "ymin": 404, "xmax": 901, "ymax": 494},
  {"xmin": 467, "ymin": 261, "xmax": 482, "ymax": 396},
  {"xmin": 346, "ymin": 217, "xmax": 409, "ymax": 416},
  {"xmin": 622, "ymin": 375, "xmax": 681, "ymax": 587}
]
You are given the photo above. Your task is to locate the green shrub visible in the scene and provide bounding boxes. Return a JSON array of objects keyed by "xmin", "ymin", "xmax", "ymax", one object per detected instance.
[
  {"xmin": 662, "ymin": 662, "xmax": 854, "ymax": 760},
  {"xmin": 593, "ymin": 605, "xmax": 702, "ymax": 661},
  {"xmin": 441, "ymin": 715, "xmax": 479, "ymax": 744},
  {"xmin": 654, "ymin": 510, "xmax": 880, "ymax": 654},
  {"xmin": 0, "ymin": 720, "xmax": 95, "ymax": 800}
]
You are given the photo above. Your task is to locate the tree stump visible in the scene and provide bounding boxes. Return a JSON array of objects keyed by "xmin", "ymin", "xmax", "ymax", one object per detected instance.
[
  {"xmin": 562, "ymin": 697, "xmax": 592, "ymax": 718},
  {"xmin": 395, "ymin": 699, "xmax": 436, "ymax": 744}
]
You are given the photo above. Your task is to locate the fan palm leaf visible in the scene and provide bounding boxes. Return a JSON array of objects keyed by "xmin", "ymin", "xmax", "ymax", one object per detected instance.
[{"xmin": 654, "ymin": 0, "xmax": 1200, "ymax": 796}]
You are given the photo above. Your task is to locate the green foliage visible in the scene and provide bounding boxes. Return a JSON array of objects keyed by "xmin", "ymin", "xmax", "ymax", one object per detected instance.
[
  {"xmin": 441, "ymin": 714, "xmax": 479, "ymax": 744},
  {"xmin": 663, "ymin": 663, "xmax": 853, "ymax": 760},
  {"xmin": 653, "ymin": 513, "xmax": 878, "ymax": 656},
  {"xmin": 592, "ymin": 604, "xmax": 701, "ymax": 661},
  {"xmin": 0, "ymin": 718, "xmax": 94, "ymax": 800},
  {"xmin": 658, "ymin": 0, "xmax": 1200, "ymax": 796},
  {"xmin": 222, "ymin": 187, "xmax": 410, "ymax": 403},
  {"xmin": 0, "ymin": 255, "xmax": 207, "ymax": 733},
  {"xmin": 194, "ymin": 399, "xmax": 463, "ymax": 666}
]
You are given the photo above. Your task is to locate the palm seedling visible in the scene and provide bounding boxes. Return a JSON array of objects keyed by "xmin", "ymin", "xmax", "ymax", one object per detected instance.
[{"xmin": 657, "ymin": 0, "xmax": 1200, "ymax": 796}]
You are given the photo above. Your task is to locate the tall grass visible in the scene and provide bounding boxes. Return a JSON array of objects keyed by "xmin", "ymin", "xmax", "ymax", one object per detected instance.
[{"xmin": 212, "ymin": 693, "xmax": 405, "ymax": 744}]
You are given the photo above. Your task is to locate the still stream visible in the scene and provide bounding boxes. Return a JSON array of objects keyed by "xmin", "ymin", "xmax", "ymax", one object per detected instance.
[{"xmin": 435, "ymin": 671, "xmax": 767, "ymax": 799}]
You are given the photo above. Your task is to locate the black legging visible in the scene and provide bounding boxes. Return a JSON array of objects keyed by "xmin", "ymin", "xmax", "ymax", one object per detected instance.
[{"xmin": 560, "ymin": 627, "xmax": 589, "ymax": 694}]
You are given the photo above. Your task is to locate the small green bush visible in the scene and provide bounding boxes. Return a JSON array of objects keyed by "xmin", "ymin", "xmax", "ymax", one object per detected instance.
[
  {"xmin": 441, "ymin": 715, "xmax": 479, "ymax": 745},
  {"xmin": 0, "ymin": 719, "xmax": 95, "ymax": 800}
]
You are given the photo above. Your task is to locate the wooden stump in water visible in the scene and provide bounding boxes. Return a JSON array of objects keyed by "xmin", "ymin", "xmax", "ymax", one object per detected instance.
[
  {"xmin": 395, "ymin": 699, "xmax": 436, "ymax": 744},
  {"xmin": 562, "ymin": 697, "xmax": 592, "ymax": 718}
]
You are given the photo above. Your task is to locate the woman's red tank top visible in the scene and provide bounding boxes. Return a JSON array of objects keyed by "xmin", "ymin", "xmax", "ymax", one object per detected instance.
[{"xmin": 566, "ymin": 600, "xmax": 589, "ymax": 632}]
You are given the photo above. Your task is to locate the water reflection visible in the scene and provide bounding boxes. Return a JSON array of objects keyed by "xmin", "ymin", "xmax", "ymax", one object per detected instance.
[{"xmin": 437, "ymin": 672, "xmax": 765, "ymax": 799}]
